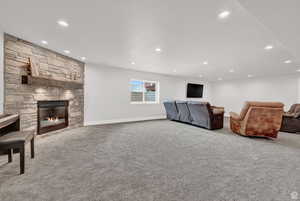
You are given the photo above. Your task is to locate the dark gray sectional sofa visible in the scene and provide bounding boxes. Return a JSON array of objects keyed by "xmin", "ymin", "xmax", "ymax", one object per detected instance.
[
  {"xmin": 163, "ymin": 101, "xmax": 179, "ymax": 121},
  {"xmin": 163, "ymin": 100, "xmax": 224, "ymax": 130}
]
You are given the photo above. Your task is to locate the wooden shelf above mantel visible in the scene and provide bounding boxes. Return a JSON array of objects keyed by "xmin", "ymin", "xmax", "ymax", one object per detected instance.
[{"xmin": 22, "ymin": 75, "xmax": 83, "ymax": 89}]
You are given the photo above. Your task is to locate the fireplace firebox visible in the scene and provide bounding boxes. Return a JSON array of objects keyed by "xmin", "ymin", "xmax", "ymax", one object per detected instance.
[{"xmin": 37, "ymin": 100, "xmax": 69, "ymax": 135}]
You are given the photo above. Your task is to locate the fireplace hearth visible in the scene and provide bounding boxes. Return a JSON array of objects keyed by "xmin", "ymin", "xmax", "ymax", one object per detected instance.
[{"xmin": 37, "ymin": 100, "xmax": 69, "ymax": 135}]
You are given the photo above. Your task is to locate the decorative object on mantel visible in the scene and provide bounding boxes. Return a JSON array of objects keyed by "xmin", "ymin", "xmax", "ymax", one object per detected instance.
[
  {"xmin": 29, "ymin": 57, "xmax": 40, "ymax": 77},
  {"xmin": 70, "ymin": 71, "xmax": 81, "ymax": 81},
  {"xmin": 20, "ymin": 57, "xmax": 83, "ymax": 89},
  {"xmin": 71, "ymin": 72, "xmax": 76, "ymax": 81}
]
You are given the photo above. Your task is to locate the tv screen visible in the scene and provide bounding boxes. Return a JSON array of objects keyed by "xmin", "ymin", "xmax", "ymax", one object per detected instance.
[{"xmin": 187, "ymin": 83, "xmax": 203, "ymax": 98}]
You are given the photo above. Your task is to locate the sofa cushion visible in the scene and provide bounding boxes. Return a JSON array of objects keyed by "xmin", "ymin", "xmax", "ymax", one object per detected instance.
[
  {"xmin": 187, "ymin": 101, "xmax": 211, "ymax": 128},
  {"xmin": 239, "ymin": 101, "xmax": 284, "ymax": 120},
  {"xmin": 176, "ymin": 101, "xmax": 192, "ymax": 123},
  {"xmin": 163, "ymin": 101, "xmax": 179, "ymax": 120}
]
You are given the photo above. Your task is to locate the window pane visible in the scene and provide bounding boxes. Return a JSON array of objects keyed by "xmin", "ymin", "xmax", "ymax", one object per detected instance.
[
  {"xmin": 145, "ymin": 82, "xmax": 156, "ymax": 102},
  {"xmin": 131, "ymin": 92, "xmax": 143, "ymax": 102},
  {"xmin": 130, "ymin": 80, "xmax": 143, "ymax": 92},
  {"xmin": 130, "ymin": 80, "xmax": 144, "ymax": 102}
]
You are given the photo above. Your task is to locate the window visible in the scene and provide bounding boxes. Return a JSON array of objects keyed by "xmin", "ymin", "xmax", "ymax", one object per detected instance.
[{"xmin": 130, "ymin": 80, "xmax": 159, "ymax": 104}]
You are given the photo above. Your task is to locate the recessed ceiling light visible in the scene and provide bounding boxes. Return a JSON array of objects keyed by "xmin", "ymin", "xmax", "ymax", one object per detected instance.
[
  {"xmin": 284, "ymin": 60, "xmax": 292, "ymax": 64},
  {"xmin": 155, "ymin": 48, "xmax": 162, "ymax": 52},
  {"xmin": 218, "ymin": 11, "xmax": 231, "ymax": 19},
  {"xmin": 297, "ymin": 69, "xmax": 300, "ymax": 72},
  {"xmin": 41, "ymin": 40, "xmax": 48, "ymax": 45},
  {"xmin": 248, "ymin": 74, "xmax": 253, "ymax": 78},
  {"xmin": 199, "ymin": 75, "xmax": 203, "ymax": 78},
  {"xmin": 81, "ymin": 57, "xmax": 86, "ymax": 61},
  {"xmin": 229, "ymin": 69, "xmax": 235, "ymax": 73},
  {"xmin": 64, "ymin": 50, "xmax": 70, "ymax": 54},
  {"xmin": 264, "ymin": 45, "xmax": 273, "ymax": 50},
  {"xmin": 203, "ymin": 61, "xmax": 208, "ymax": 65},
  {"xmin": 218, "ymin": 77, "xmax": 223, "ymax": 81},
  {"xmin": 131, "ymin": 61, "xmax": 135, "ymax": 65},
  {"xmin": 57, "ymin": 20, "xmax": 69, "ymax": 27},
  {"xmin": 173, "ymin": 69, "xmax": 177, "ymax": 73}
]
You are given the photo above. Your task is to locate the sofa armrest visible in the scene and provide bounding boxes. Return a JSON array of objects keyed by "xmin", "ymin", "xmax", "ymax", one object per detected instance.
[
  {"xmin": 213, "ymin": 109, "xmax": 224, "ymax": 115},
  {"xmin": 230, "ymin": 112, "xmax": 241, "ymax": 121},
  {"xmin": 211, "ymin": 106, "xmax": 225, "ymax": 110},
  {"xmin": 211, "ymin": 106, "xmax": 225, "ymax": 116},
  {"xmin": 211, "ymin": 110, "xmax": 224, "ymax": 130}
]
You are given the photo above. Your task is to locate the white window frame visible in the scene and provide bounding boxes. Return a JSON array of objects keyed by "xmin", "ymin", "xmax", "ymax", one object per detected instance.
[{"xmin": 130, "ymin": 79, "xmax": 160, "ymax": 104}]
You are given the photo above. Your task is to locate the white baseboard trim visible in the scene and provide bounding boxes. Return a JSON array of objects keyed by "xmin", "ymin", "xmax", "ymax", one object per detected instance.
[{"xmin": 84, "ymin": 115, "xmax": 166, "ymax": 126}]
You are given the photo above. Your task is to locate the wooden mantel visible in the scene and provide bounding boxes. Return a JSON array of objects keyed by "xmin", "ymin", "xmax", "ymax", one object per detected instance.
[
  {"xmin": 21, "ymin": 57, "xmax": 84, "ymax": 89},
  {"xmin": 22, "ymin": 75, "xmax": 83, "ymax": 89}
]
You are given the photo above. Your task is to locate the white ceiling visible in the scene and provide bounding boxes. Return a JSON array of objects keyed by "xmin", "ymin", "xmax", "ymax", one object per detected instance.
[{"xmin": 0, "ymin": 0, "xmax": 299, "ymax": 81}]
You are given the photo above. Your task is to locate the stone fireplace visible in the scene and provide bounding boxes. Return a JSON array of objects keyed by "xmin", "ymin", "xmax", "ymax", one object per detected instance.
[
  {"xmin": 4, "ymin": 34, "xmax": 84, "ymax": 133},
  {"xmin": 37, "ymin": 100, "xmax": 69, "ymax": 135}
]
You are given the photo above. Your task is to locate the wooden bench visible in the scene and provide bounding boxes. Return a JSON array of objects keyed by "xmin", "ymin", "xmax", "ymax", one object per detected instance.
[{"xmin": 0, "ymin": 114, "xmax": 35, "ymax": 174}]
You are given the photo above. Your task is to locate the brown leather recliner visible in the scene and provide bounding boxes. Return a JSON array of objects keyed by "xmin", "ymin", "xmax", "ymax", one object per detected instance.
[
  {"xmin": 230, "ymin": 101, "xmax": 284, "ymax": 138},
  {"xmin": 280, "ymin": 104, "xmax": 300, "ymax": 133}
]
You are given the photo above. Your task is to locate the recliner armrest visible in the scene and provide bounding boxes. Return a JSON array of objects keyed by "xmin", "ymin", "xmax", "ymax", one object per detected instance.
[
  {"xmin": 213, "ymin": 109, "xmax": 224, "ymax": 115},
  {"xmin": 211, "ymin": 106, "xmax": 225, "ymax": 110},
  {"xmin": 230, "ymin": 112, "xmax": 241, "ymax": 121}
]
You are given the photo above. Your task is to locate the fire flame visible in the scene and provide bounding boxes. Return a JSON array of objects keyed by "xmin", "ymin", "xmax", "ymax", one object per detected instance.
[{"xmin": 47, "ymin": 117, "xmax": 59, "ymax": 122}]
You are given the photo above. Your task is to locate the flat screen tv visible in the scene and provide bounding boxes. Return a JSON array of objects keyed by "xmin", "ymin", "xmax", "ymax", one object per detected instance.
[{"xmin": 187, "ymin": 83, "xmax": 203, "ymax": 98}]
